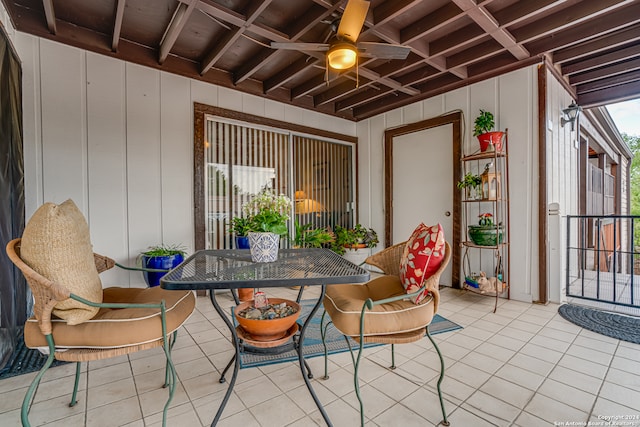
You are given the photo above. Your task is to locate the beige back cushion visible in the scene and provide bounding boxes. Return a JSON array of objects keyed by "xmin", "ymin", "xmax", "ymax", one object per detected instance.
[{"xmin": 21, "ymin": 199, "xmax": 102, "ymax": 325}]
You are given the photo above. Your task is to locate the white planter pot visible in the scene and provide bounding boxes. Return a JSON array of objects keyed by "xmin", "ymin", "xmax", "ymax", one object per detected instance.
[
  {"xmin": 248, "ymin": 232, "xmax": 280, "ymax": 262},
  {"xmin": 342, "ymin": 247, "xmax": 370, "ymax": 266}
]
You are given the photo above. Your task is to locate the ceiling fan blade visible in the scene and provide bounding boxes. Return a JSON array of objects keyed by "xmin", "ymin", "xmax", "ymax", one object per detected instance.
[
  {"xmin": 357, "ymin": 42, "xmax": 411, "ymax": 59},
  {"xmin": 270, "ymin": 42, "xmax": 330, "ymax": 52},
  {"xmin": 337, "ymin": 0, "xmax": 369, "ymax": 43},
  {"xmin": 271, "ymin": 42, "xmax": 329, "ymax": 52}
]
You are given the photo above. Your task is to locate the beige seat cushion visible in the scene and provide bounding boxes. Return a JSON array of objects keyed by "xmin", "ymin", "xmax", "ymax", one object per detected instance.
[
  {"xmin": 323, "ymin": 275, "xmax": 435, "ymax": 338},
  {"xmin": 20, "ymin": 200, "xmax": 102, "ymax": 325},
  {"xmin": 24, "ymin": 287, "xmax": 196, "ymax": 349}
]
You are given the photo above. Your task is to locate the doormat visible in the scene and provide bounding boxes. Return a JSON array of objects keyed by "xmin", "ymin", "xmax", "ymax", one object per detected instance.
[
  {"xmin": 558, "ymin": 304, "xmax": 640, "ymax": 344},
  {"xmin": 234, "ymin": 299, "xmax": 462, "ymax": 369},
  {"xmin": 0, "ymin": 328, "xmax": 67, "ymax": 380}
]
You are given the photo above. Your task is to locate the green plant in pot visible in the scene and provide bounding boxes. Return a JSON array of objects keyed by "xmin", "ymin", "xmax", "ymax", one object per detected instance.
[
  {"xmin": 242, "ymin": 188, "xmax": 291, "ymax": 263},
  {"xmin": 473, "ymin": 109, "xmax": 504, "ymax": 152},
  {"xmin": 140, "ymin": 244, "xmax": 187, "ymax": 287},
  {"xmin": 292, "ymin": 221, "xmax": 335, "ymax": 248},
  {"xmin": 243, "ymin": 189, "xmax": 291, "ymax": 236},
  {"xmin": 468, "ymin": 213, "xmax": 504, "ymax": 246},
  {"xmin": 229, "ymin": 216, "xmax": 252, "ymax": 249},
  {"xmin": 457, "ymin": 172, "xmax": 482, "ymax": 200},
  {"xmin": 331, "ymin": 224, "xmax": 379, "ymax": 255}
]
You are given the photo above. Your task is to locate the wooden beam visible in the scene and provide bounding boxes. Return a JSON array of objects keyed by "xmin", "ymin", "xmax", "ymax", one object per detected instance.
[
  {"xmin": 446, "ymin": 39, "xmax": 503, "ymax": 69},
  {"xmin": 199, "ymin": 1, "xmax": 274, "ymax": 75},
  {"xmin": 235, "ymin": 2, "xmax": 343, "ymax": 86},
  {"xmin": 492, "ymin": 0, "xmax": 564, "ymax": 27},
  {"xmin": 335, "ymin": 87, "xmax": 394, "ymax": 112},
  {"xmin": 429, "ymin": 24, "xmax": 485, "ymax": 57},
  {"xmin": 512, "ymin": 0, "xmax": 631, "ymax": 44},
  {"xmin": 537, "ymin": 62, "xmax": 548, "ymax": 304},
  {"xmin": 400, "ymin": 2, "xmax": 462, "ymax": 44},
  {"xmin": 314, "ymin": 79, "xmax": 372, "ymax": 107},
  {"xmin": 199, "ymin": 27, "xmax": 243, "ymax": 76},
  {"xmin": 576, "ymin": 69, "xmax": 640, "ymax": 94},
  {"xmin": 569, "ymin": 57, "xmax": 640, "ymax": 85},
  {"xmin": 111, "ymin": 0, "xmax": 126, "ymax": 52},
  {"xmin": 353, "ymin": 57, "xmax": 539, "ymax": 120},
  {"xmin": 562, "ymin": 44, "xmax": 640, "ymax": 76},
  {"xmin": 234, "ymin": 50, "xmax": 282, "ymax": 86},
  {"xmin": 159, "ymin": 0, "xmax": 197, "ymax": 64},
  {"xmin": 451, "ymin": 0, "xmax": 529, "ymax": 60},
  {"xmin": 356, "ymin": 67, "xmax": 420, "ymax": 96},
  {"xmin": 394, "ymin": 65, "xmax": 442, "ymax": 87},
  {"xmin": 526, "ymin": 2, "xmax": 640, "ymax": 56},
  {"xmin": 292, "ymin": 74, "xmax": 328, "ymax": 100},
  {"xmin": 553, "ymin": 23, "xmax": 640, "ymax": 64},
  {"xmin": 263, "ymin": 57, "xmax": 320, "ymax": 93},
  {"xmin": 374, "ymin": 0, "xmax": 424, "ymax": 28},
  {"xmin": 578, "ymin": 79, "xmax": 640, "ymax": 107},
  {"xmin": 42, "ymin": 0, "xmax": 56, "ymax": 34}
]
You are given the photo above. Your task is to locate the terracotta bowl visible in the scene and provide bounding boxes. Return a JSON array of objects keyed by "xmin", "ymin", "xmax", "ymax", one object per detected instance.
[{"xmin": 234, "ymin": 298, "xmax": 301, "ymax": 342}]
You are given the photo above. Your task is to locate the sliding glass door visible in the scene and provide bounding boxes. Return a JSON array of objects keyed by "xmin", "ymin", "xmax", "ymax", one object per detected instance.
[{"xmin": 204, "ymin": 117, "xmax": 355, "ymax": 249}]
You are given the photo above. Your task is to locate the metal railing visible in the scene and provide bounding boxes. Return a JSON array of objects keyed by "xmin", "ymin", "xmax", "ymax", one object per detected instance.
[{"xmin": 566, "ymin": 215, "xmax": 640, "ymax": 308}]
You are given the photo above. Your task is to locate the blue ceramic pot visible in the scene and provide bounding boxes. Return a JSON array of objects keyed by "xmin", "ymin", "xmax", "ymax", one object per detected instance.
[
  {"xmin": 235, "ymin": 236, "xmax": 250, "ymax": 249},
  {"xmin": 141, "ymin": 254, "xmax": 184, "ymax": 287}
]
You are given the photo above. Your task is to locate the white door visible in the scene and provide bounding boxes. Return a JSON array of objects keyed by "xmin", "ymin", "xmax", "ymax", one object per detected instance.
[{"xmin": 392, "ymin": 124, "xmax": 453, "ymax": 286}]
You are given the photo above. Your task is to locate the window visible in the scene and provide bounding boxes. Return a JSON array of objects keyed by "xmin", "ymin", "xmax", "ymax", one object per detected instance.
[{"xmin": 193, "ymin": 104, "xmax": 357, "ymax": 250}]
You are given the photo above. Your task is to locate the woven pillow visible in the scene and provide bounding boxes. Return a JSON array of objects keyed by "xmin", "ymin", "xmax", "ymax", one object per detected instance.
[
  {"xmin": 21, "ymin": 199, "xmax": 102, "ymax": 325},
  {"xmin": 399, "ymin": 223, "xmax": 445, "ymax": 304}
]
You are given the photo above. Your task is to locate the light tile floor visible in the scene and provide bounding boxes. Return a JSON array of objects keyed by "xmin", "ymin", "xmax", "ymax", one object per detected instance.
[{"xmin": 1, "ymin": 287, "xmax": 640, "ymax": 426}]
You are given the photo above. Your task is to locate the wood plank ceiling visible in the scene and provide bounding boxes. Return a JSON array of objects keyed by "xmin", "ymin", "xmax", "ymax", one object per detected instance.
[{"xmin": 3, "ymin": 0, "xmax": 640, "ymax": 121}]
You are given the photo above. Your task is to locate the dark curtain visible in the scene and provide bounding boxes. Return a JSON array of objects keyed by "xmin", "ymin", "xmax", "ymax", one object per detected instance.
[{"xmin": 0, "ymin": 24, "xmax": 26, "ymax": 369}]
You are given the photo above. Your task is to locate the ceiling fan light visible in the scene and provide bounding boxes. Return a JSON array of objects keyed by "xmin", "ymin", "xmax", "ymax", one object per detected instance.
[{"xmin": 327, "ymin": 43, "xmax": 357, "ymax": 69}]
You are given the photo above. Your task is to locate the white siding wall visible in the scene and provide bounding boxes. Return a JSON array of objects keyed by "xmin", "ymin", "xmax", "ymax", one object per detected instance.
[
  {"xmin": 546, "ymin": 70, "xmax": 581, "ymax": 303},
  {"xmin": 358, "ymin": 66, "xmax": 539, "ymax": 303},
  {"xmin": 14, "ymin": 34, "xmax": 356, "ymax": 287}
]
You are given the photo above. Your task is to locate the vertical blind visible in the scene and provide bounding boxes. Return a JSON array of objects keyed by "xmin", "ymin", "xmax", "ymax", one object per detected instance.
[
  {"xmin": 205, "ymin": 118, "xmax": 354, "ymax": 249},
  {"xmin": 293, "ymin": 135, "xmax": 354, "ymax": 230}
]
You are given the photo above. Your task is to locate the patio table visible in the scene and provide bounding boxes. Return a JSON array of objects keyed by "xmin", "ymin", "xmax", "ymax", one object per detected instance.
[{"xmin": 160, "ymin": 248, "xmax": 370, "ymax": 426}]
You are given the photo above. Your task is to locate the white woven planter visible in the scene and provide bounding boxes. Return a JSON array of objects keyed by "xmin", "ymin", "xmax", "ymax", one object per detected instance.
[
  {"xmin": 342, "ymin": 247, "xmax": 370, "ymax": 266},
  {"xmin": 248, "ymin": 232, "xmax": 280, "ymax": 262}
]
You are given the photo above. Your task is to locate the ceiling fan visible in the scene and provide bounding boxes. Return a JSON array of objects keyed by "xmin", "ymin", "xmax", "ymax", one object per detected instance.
[{"xmin": 270, "ymin": 0, "xmax": 411, "ymax": 71}]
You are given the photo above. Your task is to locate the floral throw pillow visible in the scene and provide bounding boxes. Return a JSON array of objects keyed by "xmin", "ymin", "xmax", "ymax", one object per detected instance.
[{"xmin": 399, "ymin": 223, "xmax": 446, "ymax": 304}]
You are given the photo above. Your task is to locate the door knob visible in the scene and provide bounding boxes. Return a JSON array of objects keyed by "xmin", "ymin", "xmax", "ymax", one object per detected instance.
[{"xmin": 445, "ymin": 211, "xmax": 451, "ymax": 217}]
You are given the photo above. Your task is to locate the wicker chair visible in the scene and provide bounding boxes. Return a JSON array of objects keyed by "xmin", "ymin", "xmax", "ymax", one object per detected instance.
[
  {"xmin": 322, "ymin": 241, "xmax": 451, "ymax": 427},
  {"xmin": 6, "ymin": 239, "xmax": 196, "ymax": 427}
]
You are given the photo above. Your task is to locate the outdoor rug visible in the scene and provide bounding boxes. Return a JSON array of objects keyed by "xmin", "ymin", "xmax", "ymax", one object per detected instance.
[
  {"xmin": 558, "ymin": 304, "xmax": 640, "ymax": 344},
  {"xmin": 0, "ymin": 328, "xmax": 67, "ymax": 380},
  {"xmin": 234, "ymin": 299, "xmax": 462, "ymax": 369}
]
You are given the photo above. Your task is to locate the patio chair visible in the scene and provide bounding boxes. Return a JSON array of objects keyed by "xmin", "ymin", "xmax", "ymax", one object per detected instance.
[
  {"xmin": 7, "ymin": 238, "xmax": 196, "ymax": 427},
  {"xmin": 322, "ymin": 235, "xmax": 451, "ymax": 427}
]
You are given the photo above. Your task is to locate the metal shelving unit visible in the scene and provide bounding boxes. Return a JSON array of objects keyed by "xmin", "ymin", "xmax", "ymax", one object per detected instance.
[{"xmin": 460, "ymin": 130, "xmax": 510, "ymax": 313}]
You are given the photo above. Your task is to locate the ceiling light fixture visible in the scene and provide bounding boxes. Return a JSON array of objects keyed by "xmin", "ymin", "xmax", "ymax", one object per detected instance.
[
  {"xmin": 561, "ymin": 101, "xmax": 582, "ymax": 131},
  {"xmin": 327, "ymin": 42, "xmax": 357, "ymax": 70}
]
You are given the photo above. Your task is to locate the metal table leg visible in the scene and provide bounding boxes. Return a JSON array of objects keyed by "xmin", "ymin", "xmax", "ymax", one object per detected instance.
[
  {"xmin": 209, "ymin": 290, "xmax": 240, "ymax": 426},
  {"xmin": 296, "ymin": 284, "xmax": 333, "ymax": 426}
]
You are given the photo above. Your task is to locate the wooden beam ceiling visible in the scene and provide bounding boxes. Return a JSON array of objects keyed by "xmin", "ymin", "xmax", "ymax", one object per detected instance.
[{"xmin": 2, "ymin": 0, "xmax": 638, "ymax": 121}]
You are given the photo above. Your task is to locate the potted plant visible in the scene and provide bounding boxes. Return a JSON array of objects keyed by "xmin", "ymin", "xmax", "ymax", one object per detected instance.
[
  {"xmin": 292, "ymin": 221, "xmax": 335, "ymax": 248},
  {"xmin": 473, "ymin": 109, "xmax": 504, "ymax": 152},
  {"xmin": 331, "ymin": 224, "xmax": 379, "ymax": 265},
  {"xmin": 229, "ymin": 217, "xmax": 252, "ymax": 249},
  {"xmin": 457, "ymin": 172, "xmax": 482, "ymax": 200},
  {"xmin": 468, "ymin": 213, "xmax": 504, "ymax": 246},
  {"xmin": 140, "ymin": 244, "xmax": 187, "ymax": 287},
  {"xmin": 243, "ymin": 188, "xmax": 291, "ymax": 263}
]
